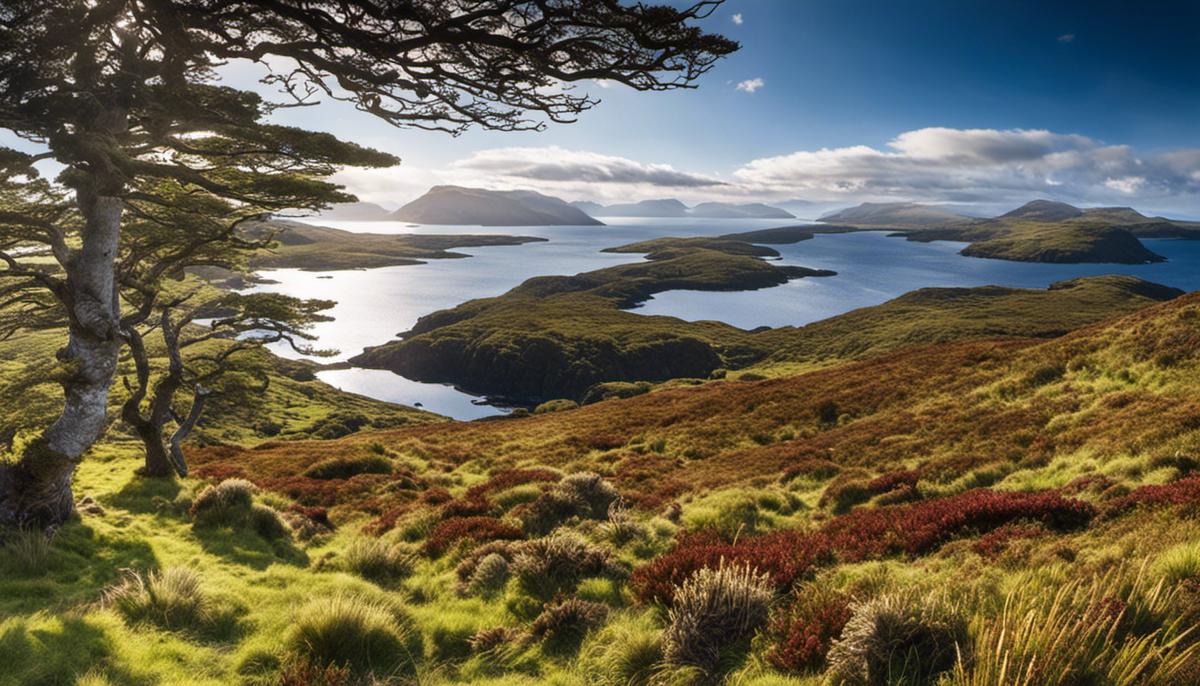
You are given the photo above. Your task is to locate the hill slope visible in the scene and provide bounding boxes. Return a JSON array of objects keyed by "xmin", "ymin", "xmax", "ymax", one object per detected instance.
[
  {"xmin": 392, "ymin": 185, "xmax": 603, "ymax": 226},
  {"xmin": 820, "ymin": 201, "xmax": 970, "ymax": 226}
]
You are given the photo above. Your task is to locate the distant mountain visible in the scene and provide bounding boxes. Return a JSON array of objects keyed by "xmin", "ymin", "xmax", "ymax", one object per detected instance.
[
  {"xmin": 1079, "ymin": 206, "xmax": 1149, "ymax": 223},
  {"xmin": 579, "ymin": 199, "xmax": 690, "ymax": 217},
  {"xmin": 570, "ymin": 201, "xmax": 606, "ymax": 216},
  {"xmin": 316, "ymin": 201, "xmax": 393, "ymax": 221},
  {"xmin": 999, "ymin": 200, "xmax": 1084, "ymax": 222},
  {"xmin": 689, "ymin": 202, "xmax": 795, "ymax": 219},
  {"xmin": 573, "ymin": 198, "xmax": 793, "ymax": 219},
  {"xmin": 819, "ymin": 202, "xmax": 969, "ymax": 226},
  {"xmin": 393, "ymin": 186, "xmax": 603, "ymax": 226}
]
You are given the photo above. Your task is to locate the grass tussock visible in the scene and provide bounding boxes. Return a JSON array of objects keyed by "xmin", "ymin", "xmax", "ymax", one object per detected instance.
[
  {"xmin": 104, "ymin": 567, "xmax": 210, "ymax": 631},
  {"xmin": 663, "ymin": 564, "xmax": 775, "ymax": 677},
  {"xmin": 341, "ymin": 538, "xmax": 415, "ymax": 584},
  {"xmin": 286, "ymin": 595, "xmax": 418, "ymax": 678},
  {"xmin": 826, "ymin": 591, "xmax": 965, "ymax": 686}
]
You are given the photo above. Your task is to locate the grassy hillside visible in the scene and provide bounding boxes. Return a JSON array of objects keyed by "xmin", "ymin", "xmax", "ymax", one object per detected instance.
[
  {"xmin": 6, "ymin": 289, "xmax": 1197, "ymax": 684},
  {"xmin": 959, "ymin": 223, "xmax": 1165, "ymax": 264},
  {"xmin": 0, "ymin": 326, "xmax": 442, "ymax": 453}
]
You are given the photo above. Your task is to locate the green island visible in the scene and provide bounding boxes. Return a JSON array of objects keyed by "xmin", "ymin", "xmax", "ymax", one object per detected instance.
[
  {"xmin": 249, "ymin": 221, "xmax": 548, "ymax": 271},
  {"xmin": 351, "ymin": 230, "xmax": 1180, "ymax": 401},
  {"xmin": 829, "ymin": 200, "xmax": 1200, "ymax": 263}
]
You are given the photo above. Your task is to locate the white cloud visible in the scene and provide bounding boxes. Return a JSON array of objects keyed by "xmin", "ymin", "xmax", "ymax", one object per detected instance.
[
  {"xmin": 731, "ymin": 13, "xmax": 743, "ymax": 25},
  {"xmin": 329, "ymin": 129, "xmax": 1200, "ymax": 214},
  {"xmin": 732, "ymin": 127, "xmax": 1200, "ymax": 207},
  {"xmin": 1057, "ymin": 33, "xmax": 1075, "ymax": 43},
  {"xmin": 452, "ymin": 146, "xmax": 725, "ymax": 188},
  {"xmin": 736, "ymin": 77, "xmax": 765, "ymax": 93}
]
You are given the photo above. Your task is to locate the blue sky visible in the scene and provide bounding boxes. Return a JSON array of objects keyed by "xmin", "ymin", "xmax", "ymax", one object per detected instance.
[{"xmin": 8, "ymin": 1, "xmax": 1200, "ymax": 215}]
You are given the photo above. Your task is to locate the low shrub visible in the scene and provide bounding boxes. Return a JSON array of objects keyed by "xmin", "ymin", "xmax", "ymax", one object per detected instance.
[
  {"xmin": 765, "ymin": 585, "xmax": 853, "ymax": 673},
  {"xmin": 465, "ymin": 468, "xmax": 561, "ymax": 500},
  {"xmin": 423, "ymin": 516, "xmax": 523, "ymax": 556},
  {"xmin": 104, "ymin": 567, "xmax": 209, "ymax": 631},
  {"xmin": 454, "ymin": 541, "xmax": 519, "ymax": 586},
  {"xmin": 662, "ymin": 564, "xmax": 774, "ymax": 677},
  {"xmin": 286, "ymin": 595, "xmax": 416, "ymax": 677},
  {"xmin": 302, "ymin": 454, "xmax": 393, "ymax": 480},
  {"xmin": 820, "ymin": 469, "xmax": 920, "ymax": 514},
  {"xmin": 467, "ymin": 553, "xmax": 511, "ymax": 596},
  {"xmin": 530, "ymin": 598, "xmax": 610, "ymax": 649},
  {"xmin": 780, "ymin": 458, "xmax": 841, "ymax": 483},
  {"xmin": 469, "ymin": 626, "xmax": 525, "ymax": 657},
  {"xmin": 633, "ymin": 488, "xmax": 1093, "ymax": 605},
  {"xmin": 519, "ymin": 471, "xmax": 620, "ymax": 535},
  {"xmin": 190, "ymin": 478, "xmax": 257, "ymax": 525},
  {"xmin": 534, "ymin": 399, "xmax": 579, "ymax": 414},
  {"xmin": 1102, "ymin": 476, "xmax": 1200, "ymax": 517},
  {"xmin": 511, "ymin": 532, "xmax": 624, "ymax": 600},
  {"xmin": 826, "ymin": 592, "xmax": 965, "ymax": 686},
  {"xmin": 250, "ymin": 503, "xmax": 292, "ymax": 541},
  {"xmin": 342, "ymin": 538, "xmax": 415, "ymax": 583},
  {"xmin": 973, "ymin": 522, "xmax": 1048, "ymax": 559}
]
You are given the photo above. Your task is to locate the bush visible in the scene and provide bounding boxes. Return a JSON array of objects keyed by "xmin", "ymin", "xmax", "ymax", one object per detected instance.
[
  {"xmin": 467, "ymin": 553, "xmax": 511, "ymax": 596},
  {"xmin": 286, "ymin": 595, "xmax": 416, "ymax": 677},
  {"xmin": 512, "ymin": 532, "xmax": 624, "ymax": 600},
  {"xmin": 519, "ymin": 471, "xmax": 620, "ymax": 535},
  {"xmin": 530, "ymin": 598, "xmax": 610, "ymax": 650},
  {"xmin": 534, "ymin": 399, "xmax": 579, "ymax": 414},
  {"xmin": 662, "ymin": 564, "xmax": 774, "ymax": 677},
  {"xmin": 104, "ymin": 567, "xmax": 209, "ymax": 631},
  {"xmin": 423, "ymin": 516, "xmax": 523, "ymax": 556},
  {"xmin": 633, "ymin": 488, "xmax": 1093, "ymax": 605},
  {"xmin": 342, "ymin": 538, "xmax": 415, "ymax": 583},
  {"xmin": 469, "ymin": 626, "xmax": 525, "ymax": 656},
  {"xmin": 765, "ymin": 585, "xmax": 853, "ymax": 673},
  {"xmin": 302, "ymin": 454, "xmax": 393, "ymax": 480},
  {"xmin": 250, "ymin": 503, "xmax": 292, "ymax": 540},
  {"xmin": 826, "ymin": 592, "xmax": 964, "ymax": 686},
  {"xmin": 780, "ymin": 458, "xmax": 841, "ymax": 483},
  {"xmin": 190, "ymin": 478, "xmax": 257, "ymax": 525}
]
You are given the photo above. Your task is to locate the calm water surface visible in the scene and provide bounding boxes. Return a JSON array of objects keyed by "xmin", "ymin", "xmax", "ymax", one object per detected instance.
[{"xmin": 253, "ymin": 218, "xmax": 1200, "ymax": 419}]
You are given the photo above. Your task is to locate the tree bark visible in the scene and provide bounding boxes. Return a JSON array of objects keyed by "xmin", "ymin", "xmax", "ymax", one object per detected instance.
[{"xmin": 0, "ymin": 191, "xmax": 124, "ymax": 529}]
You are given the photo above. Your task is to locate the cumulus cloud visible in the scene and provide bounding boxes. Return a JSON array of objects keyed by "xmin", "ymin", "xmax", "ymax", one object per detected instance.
[
  {"xmin": 736, "ymin": 77, "xmax": 765, "ymax": 93},
  {"xmin": 731, "ymin": 13, "xmax": 743, "ymax": 25},
  {"xmin": 451, "ymin": 146, "xmax": 725, "ymax": 188},
  {"xmin": 732, "ymin": 127, "xmax": 1200, "ymax": 207}
]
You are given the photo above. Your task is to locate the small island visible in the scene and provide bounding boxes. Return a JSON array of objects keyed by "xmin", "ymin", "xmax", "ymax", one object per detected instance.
[{"xmin": 249, "ymin": 221, "xmax": 548, "ymax": 271}]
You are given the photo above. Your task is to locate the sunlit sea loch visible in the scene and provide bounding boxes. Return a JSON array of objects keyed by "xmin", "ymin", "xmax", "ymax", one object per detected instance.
[{"xmin": 253, "ymin": 217, "xmax": 1200, "ymax": 419}]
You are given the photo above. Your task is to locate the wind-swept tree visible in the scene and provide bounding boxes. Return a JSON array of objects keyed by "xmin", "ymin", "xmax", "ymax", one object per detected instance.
[
  {"xmin": 0, "ymin": 0, "xmax": 736, "ymax": 529},
  {"xmin": 122, "ymin": 290, "xmax": 334, "ymax": 479}
]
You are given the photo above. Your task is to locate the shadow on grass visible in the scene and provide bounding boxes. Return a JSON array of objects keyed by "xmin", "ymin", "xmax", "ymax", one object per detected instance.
[
  {"xmin": 0, "ymin": 521, "xmax": 159, "ymax": 617},
  {"xmin": 0, "ymin": 614, "xmax": 154, "ymax": 686},
  {"xmin": 191, "ymin": 524, "xmax": 308, "ymax": 570},
  {"xmin": 106, "ymin": 474, "xmax": 186, "ymax": 517}
]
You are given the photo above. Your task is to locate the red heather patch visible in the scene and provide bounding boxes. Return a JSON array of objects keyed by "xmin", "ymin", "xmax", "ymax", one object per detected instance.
[
  {"xmin": 464, "ymin": 469, "xmax": 560, "ymax": 500},
  {"xmin": 765, "ymin": 590, "xmax": 853, "ymax": 673},
  {"xmin": 632, "ymin": 487, "xmax": 1095, "ymax": 604},
  {"xmin": 423, "ymin": 516, "xmax": 524, "ymax": 556},
  {"xmin": 973, "ymin": 522, "xmax": 1048, "ymax": 558},
  {"xmin": 1102, "ymin": 476, "xmax": 1200, "ymax": 516}
]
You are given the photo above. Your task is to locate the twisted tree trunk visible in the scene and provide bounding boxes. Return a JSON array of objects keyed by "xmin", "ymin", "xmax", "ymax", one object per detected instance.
[{"xmin": 0, "ymin": 190, "xmax": 124, "ymax": 529}]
